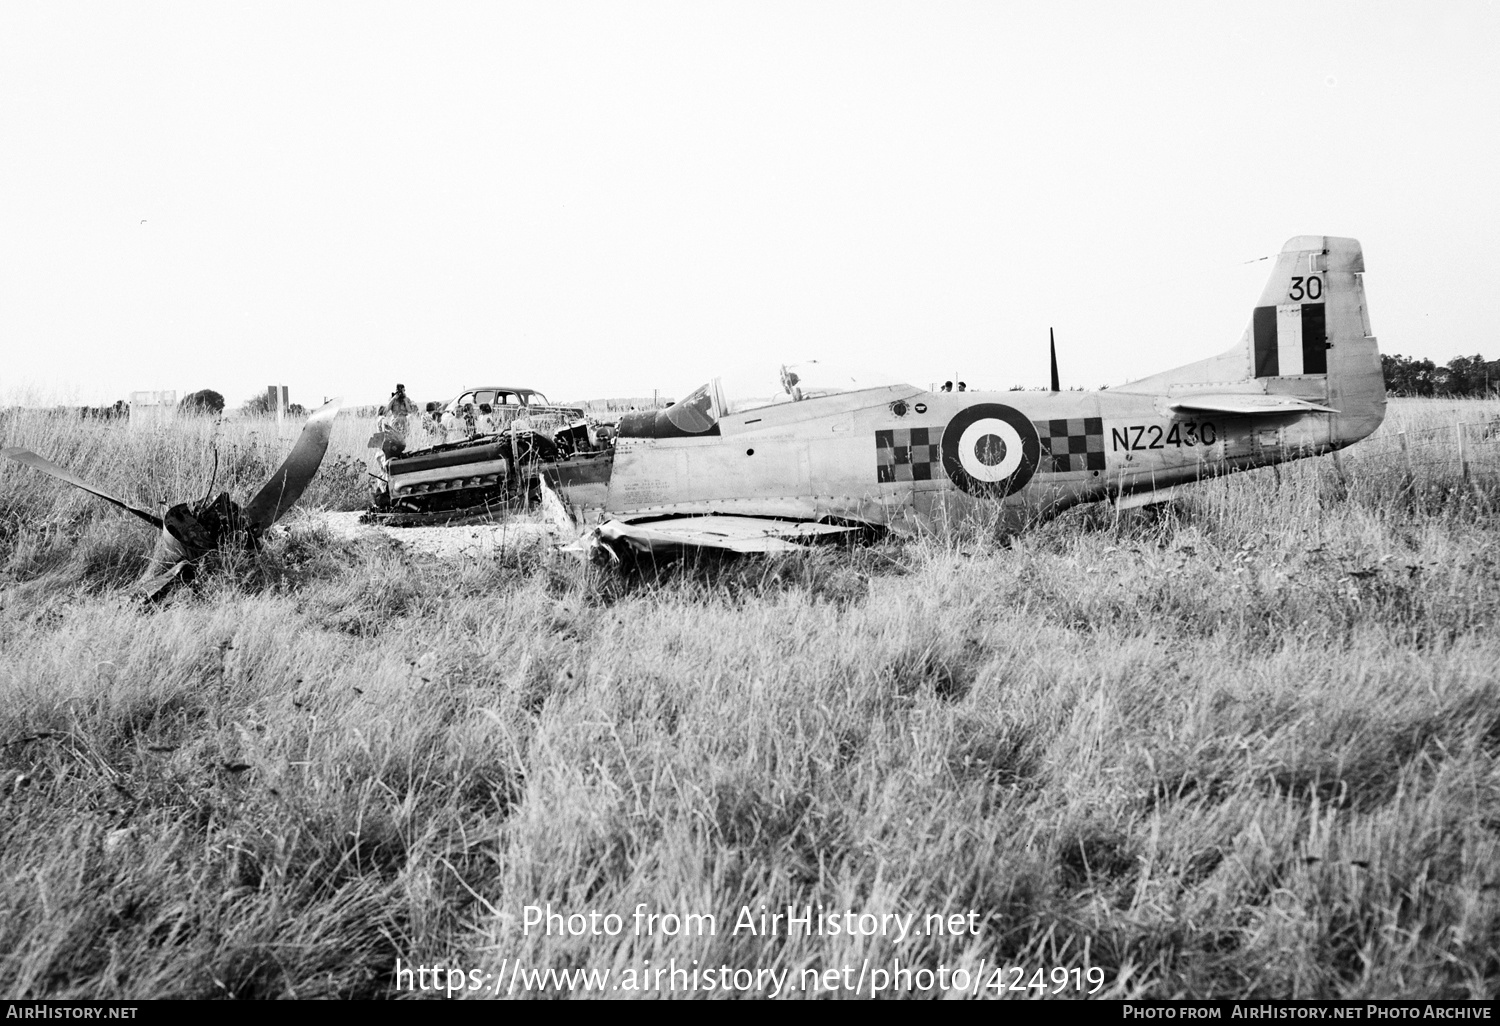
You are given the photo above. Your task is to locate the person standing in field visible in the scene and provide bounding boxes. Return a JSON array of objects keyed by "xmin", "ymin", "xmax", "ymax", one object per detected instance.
[
  {"xmin": 441, "ymin": 404, "xmax": 467, "ymax": 443},
  {"xmin": 475, "ymin": 403, "xmax": 498, "ymax": 435},
  {"xmin": 422, "ymin": 402, "xmax": 443, "ymax": 441},
  {"xmin": 384, "ymin": 383, "xmax": 417, "ymax": 441}
]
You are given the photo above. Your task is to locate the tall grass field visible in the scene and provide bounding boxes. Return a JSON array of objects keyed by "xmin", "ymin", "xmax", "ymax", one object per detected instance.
[{"xmin": 0, "ymin": 399, "xmax": 1497, "ymax": 999}]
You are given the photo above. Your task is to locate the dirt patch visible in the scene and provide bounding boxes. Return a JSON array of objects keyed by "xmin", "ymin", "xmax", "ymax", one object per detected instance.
[{"xmin": 297, "ymin": 510, "xmax": 560, "ymax": 560}]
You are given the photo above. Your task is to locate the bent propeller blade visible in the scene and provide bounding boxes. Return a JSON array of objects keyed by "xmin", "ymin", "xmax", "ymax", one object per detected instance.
[
  {"xmin": 1, "ymin": 447, "xmax": 164, "ymax": 529},
  {"xmin": 241, "ymin": 398, "xmax": 342, "ymax": 534}
]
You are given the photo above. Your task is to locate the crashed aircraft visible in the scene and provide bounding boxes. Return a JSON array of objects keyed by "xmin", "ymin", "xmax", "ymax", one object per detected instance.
[{"xmin": 538, "ymin": 235, "xmax": 1387, "ymax": 566}]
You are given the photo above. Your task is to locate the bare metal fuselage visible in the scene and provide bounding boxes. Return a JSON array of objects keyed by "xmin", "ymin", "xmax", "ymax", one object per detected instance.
[
  {"xmin": 553, "ymin": 382, "xmax": 1384, "ymax": 534},
  {"xmin": 551, "ymin": 235, "xmax": 1385, "ymax": 537}
]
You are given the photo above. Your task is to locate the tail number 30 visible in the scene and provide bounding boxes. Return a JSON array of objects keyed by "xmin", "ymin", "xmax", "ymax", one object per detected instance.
[{"xmin": 1289, "ymin": 276, "xmax": 1322, "ymax": 301}]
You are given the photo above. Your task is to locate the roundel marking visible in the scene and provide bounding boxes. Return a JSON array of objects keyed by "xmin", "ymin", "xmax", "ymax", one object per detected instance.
[{"xmin": 941, "ymin": 403, "xmax": 1040, "ymax": 497}]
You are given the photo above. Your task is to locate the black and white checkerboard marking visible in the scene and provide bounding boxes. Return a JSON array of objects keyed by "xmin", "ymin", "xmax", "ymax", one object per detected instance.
[
  {"xmin": 875, "ymin": 427, "xmax": 941, "ymax": 483},
  {"xmin": 1034, "ymin": 417, "xmax": 1105, "ymax": 472}
]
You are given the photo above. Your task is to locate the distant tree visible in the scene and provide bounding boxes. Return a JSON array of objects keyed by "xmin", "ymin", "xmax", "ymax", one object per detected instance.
[
  {"xmin": 1443, "ymin": 354, "xmax": 1491, "ymax": 396},
  {"xmin": 179, "ymin": 389, "xmax": 225, "ymax": 415},
  {"xmin": 1382, "ymin": 354, "xmax": 1439, "ymax": 395},
  {"xmin": 79, "ymin": 400, "xmax": 129, "ymax": 420},
  {"xmin": 1382, "ymin": 352, "xmax": 1499, "ymax": 397},
  {"xmin": 288, "ymin": 403, "xmax": 307, "ymax": 416},
  {"xmin": 240, "ymin": 393, "xmax": 273, "ymax": 417}
]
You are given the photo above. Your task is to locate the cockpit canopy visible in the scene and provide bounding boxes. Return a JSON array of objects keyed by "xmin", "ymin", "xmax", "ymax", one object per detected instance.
[{"xmin": 617, "ymin": 361, "xmax": 905, "ymax": 439}]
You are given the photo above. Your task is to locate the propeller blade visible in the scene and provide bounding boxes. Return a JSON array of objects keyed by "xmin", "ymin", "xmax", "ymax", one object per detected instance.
[
  {"xmin": 1049, "ymin": 328, "xmax": 1061, "ymax": 392},
  {"xmin": 135, "ymin": 560, "xmax": 194, "ymax": 602},
  {"xmin": 1, "ymin": 447, "xmax": 164, "ymax": 529},
  {"xmin": 242, "ymin": 398, "xmax": 342, "ymax": 534}
]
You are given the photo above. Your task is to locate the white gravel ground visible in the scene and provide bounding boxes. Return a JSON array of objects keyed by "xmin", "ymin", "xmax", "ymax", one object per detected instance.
[{"xmin": 296, "ymin": 510, "xmax": 562, "ymax": 560}]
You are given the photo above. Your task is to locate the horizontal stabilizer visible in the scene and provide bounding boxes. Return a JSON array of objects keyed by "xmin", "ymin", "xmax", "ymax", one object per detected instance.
[
  {"xmin": 596, "ymin": 515, "xmax": 865, "ymax": 555},
  {"xmin": 1168, "ymin": 394, "xmax": 1339, "ymax": 416}
]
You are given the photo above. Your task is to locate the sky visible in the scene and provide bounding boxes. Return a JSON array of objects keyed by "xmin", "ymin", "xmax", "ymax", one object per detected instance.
[{"xmin": 2, "ymin": 1, "xmax": 1497, "ymax": 409}]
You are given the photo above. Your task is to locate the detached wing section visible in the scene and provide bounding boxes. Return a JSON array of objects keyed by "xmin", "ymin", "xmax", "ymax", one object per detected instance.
[
  {"xmin": 1169, "ymin": 394, "xmax": 1339, "ymax": 416},
  {"xmin": 594, "ymin": 515, "xmax": 869, "ymax": 557}
]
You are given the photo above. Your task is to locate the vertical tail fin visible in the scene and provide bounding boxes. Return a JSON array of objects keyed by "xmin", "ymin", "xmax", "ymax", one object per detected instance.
[
  {"xmin": 1116, "ymin": 235, "xmax": 1385, "ymax": 445},
  {"xmin": 1249, "ymin": 236, "xmax": 1365, "ymax": 379}
]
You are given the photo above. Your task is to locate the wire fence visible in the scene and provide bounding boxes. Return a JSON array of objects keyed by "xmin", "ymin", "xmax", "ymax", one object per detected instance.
[
  {"xmin": 1342, "ymin": 415, "xmax": 1500, "ymax": 474},
  {"xmin": 1284, "ymin": 407, "xmax": 1500, "ymax": 519}
]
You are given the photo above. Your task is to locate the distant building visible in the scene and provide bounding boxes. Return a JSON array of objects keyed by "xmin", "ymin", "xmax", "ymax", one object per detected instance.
[
  {"xmin": 129, "ymin": 390, "xmax": 177, "ymax": 429},
  {"xmin": 266, "ymin": 385, "xmax": 289, "ymax": 421}
]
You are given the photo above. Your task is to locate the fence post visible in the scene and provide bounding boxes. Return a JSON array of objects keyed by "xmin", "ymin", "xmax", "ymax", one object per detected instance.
[
  {"xmin": 1327, "ymin": 447, "xmax": 1348, "ymax": 503},
  {"xmin": 1456, "ymin": 420, "xmax": 1470, "ymax": 483},
  {"xmin": 1397, "ymin": 430, "xmax": 1415, "ymax": 500}
]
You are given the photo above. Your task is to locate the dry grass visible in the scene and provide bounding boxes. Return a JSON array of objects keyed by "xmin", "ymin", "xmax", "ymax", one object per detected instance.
[{"xmin": 0, "ymin": 400, "xmax": 1497, "ymax": 999}]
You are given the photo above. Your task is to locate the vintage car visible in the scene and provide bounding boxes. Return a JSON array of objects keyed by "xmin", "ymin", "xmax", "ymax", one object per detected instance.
[{"xmin": 438, "ymin": 386, "xmax": 569, "ymax": 432}]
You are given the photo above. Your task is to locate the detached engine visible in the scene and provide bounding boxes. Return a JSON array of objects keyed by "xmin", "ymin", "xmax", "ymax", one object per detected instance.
[{"xmin": 366, "ymin": 422, "xmax": 600, "ymax": 525}]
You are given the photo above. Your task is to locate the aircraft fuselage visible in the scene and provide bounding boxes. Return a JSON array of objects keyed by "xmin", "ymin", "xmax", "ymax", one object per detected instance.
[
  {"xmin": 548, "ymin": 235, "xmax": 1386, "ymax": 543},
  {"xmin": 571, "ymin": 384, "xmax": 1372, "ymax": 534}
]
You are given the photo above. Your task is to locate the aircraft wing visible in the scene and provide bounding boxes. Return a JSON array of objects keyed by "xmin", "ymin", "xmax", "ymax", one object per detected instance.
[
  {"xmin": 1168, "ymin": 394, "xmax": 1339, "ymax": 416},
  {"xmin": 592, "ymin": 515, "xmax": 868, "ymax": 557}
]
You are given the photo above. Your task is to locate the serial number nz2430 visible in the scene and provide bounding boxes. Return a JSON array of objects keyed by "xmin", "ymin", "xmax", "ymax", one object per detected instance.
[{"xmin": 1111, "ymin": 421, "xmax": 1219, "ymax": 452}]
